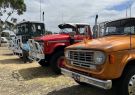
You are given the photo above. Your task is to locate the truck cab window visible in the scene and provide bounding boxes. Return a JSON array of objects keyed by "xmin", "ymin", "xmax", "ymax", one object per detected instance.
[
  {"xmin": 78, "ymin": 27, "xmax": 85, "ymax": 35},
  {"xmin": 124, "ymin": 26, "xmax": 135, "ymax": 34},
  {"xmin": 31, "ymin": 24, "xmax": 36, "ymax": 33}
]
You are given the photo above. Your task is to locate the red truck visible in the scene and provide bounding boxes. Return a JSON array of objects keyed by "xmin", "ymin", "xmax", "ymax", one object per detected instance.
[{"xmin": 29, "ymin": 23, "xmax": 92, "ymax": 74}]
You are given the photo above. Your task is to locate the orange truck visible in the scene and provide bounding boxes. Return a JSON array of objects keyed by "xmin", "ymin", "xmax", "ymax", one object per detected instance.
[{"xmin": 61, "ymin": 18, "xmax": 135, "ymax": 95}]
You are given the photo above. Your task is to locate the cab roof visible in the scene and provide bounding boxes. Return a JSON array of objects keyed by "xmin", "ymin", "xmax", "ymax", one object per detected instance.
[
  {"xmin": 106, "ymin": 17, "xmax": 135, "ymax": 27},
  {"xmin": 17, "ymin": 21, "xmax": 44, "ymax": 25},
  {"xmin": 58, "ymin": 23, "xmax": 90, "ymax": 29}
]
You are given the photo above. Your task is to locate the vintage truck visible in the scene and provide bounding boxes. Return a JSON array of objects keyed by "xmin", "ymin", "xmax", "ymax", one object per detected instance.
[
  {"xmin": 61, "ymin": 18, "xmax": 135, "ymax": 95},
  {"xmin": 29, "ymin": 23, "xmax": 92, "ymax": 74},
  {"xmin": 9, "ymin": 21, "xmax": 45, "ymax": 62}
]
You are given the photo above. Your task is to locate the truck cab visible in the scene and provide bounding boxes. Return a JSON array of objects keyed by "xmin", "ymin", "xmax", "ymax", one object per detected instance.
[
  {"xmin": 29, "ymin": 23, "xmax": 92, "ymax": 74},
  {"xmin": 61, "ymin": 18, "xmax": 135, "ymax": 95},
  {"xmin": 10, "ymin": 21, "xmax": 45, "ymax": 61}
]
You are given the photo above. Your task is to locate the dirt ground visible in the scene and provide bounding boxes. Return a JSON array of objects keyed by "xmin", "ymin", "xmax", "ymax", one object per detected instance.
[{"xmin": 0, "ymin": 46, "xmax": 115, "ymax": 95}]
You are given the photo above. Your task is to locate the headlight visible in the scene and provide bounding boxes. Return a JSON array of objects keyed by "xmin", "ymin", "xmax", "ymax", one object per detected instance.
[
  {"xmin": 65, "ymin": 50, "xmax": 69, "ymax": 58},
  {"xmin": 94, "ymin": 51, "xmax": 106, "ymax": 65}
]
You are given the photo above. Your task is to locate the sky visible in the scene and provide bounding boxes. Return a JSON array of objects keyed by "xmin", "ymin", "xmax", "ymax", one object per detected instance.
[{"xmin": 1, "ymin": 0, "xmax": 135, "ymax": 32}]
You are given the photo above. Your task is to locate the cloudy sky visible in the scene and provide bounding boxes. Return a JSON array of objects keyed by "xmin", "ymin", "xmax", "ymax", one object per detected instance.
[{"xmin": 1, "ymin": 0, "xmax": 135, "ymax": 32}]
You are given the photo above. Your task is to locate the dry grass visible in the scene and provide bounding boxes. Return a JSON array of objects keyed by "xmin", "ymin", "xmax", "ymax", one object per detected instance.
[{"xmin": 0, "ymin": 46, "xmax": 114, "ymax": 95}]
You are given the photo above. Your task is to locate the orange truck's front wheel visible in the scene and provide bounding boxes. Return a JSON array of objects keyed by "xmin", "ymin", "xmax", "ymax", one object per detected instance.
[{"xmin": 115, "ymin": 66, "xmax": 135, "ymax": 95}]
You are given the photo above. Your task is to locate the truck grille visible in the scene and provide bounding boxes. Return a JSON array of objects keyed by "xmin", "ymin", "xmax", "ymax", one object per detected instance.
[
  {"xmin": 35, "ymin": 40, "xmax": 44, "ymax": 50},
  {"xmin": 68, "ymin": 50, "xmax": 94, "ymax": 68}
]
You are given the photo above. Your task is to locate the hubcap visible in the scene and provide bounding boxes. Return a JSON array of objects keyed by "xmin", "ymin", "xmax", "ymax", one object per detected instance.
[
  {"xmin": 57, "ymin": 56, "xmax": 64, "ymax": 68},
  {"xmin": 128, "ymin": 75, "xmax": 135, "ymax": 95}
]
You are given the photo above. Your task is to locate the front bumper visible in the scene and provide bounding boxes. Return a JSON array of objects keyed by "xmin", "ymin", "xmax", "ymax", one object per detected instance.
[
  {"xmin": 29, "ymin": 51, "xmax": 44, "ymax": 61},
  {"xmin": 9, "ymin": 36, "xmax": 23, "ymax": 56},
  {"xmin": 61, "ymin": 68, "xmax": 112, "ymax": 89},
  {"xmin": 13, "ymin": 49, "xmax": 22, "ymax": 54},
  {"xmin": 13, "ymin": 48, "xmax": 23, "ymax": 57},
  {"xmin": 28, "ymin": 39, "xmax": 45, "ymax": 62}
]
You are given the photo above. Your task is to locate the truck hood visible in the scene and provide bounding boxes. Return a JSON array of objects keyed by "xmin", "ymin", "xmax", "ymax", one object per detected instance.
[
  {"xmin": 34, "ymin": 34, "xmax": 69, "ymax": 41},
  {"xmin": 67, "ymin": 35, "xmax": 132, "ymax": 52}
]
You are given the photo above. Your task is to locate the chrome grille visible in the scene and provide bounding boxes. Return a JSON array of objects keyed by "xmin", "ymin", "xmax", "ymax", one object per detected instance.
[
  {"xmin": 68, "ymin": 50, "xmax": 94, "ymax": 68},
  {"xmin": 35, "ymin": 40, "xmax": 44, "ymax": 50}
]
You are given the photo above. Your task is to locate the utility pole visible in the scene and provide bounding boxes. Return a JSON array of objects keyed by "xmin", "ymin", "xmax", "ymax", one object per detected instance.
[
  {"xmin": 130, "ymin": 4, "xmax": 132, "ymax": 17},
  {"xmin": 126, "ymin": 8, "xmax": 127, "ymax": 18},
  {"xmin": 61, "ymin": 9, "xmax": 63, "ymax": 24},
  {"xmin": 40, "ymin": 0, "xmax": 41, "ymax": 21},
  {"xmin": 42, "ymin": 11, "xmax": 44, "ymax": 22}
]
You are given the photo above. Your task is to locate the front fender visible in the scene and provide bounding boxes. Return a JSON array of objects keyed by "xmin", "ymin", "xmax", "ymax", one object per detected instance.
[
  {"xmin": 120, "ymin": 53, "xmax": 135, "ymax": 76},
  {"xmin": 46, "ymin": 43, "xmax": 67, "ymax": 54}
]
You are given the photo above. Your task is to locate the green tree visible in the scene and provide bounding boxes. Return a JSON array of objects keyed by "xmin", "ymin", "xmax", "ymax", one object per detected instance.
[
  {"xmin": 0, "ymin": 0, "xmax": 26, "ymax": 20},
  {"xmin": 0, "ymin": 0, "xmax": 26, "ymax": 46}
]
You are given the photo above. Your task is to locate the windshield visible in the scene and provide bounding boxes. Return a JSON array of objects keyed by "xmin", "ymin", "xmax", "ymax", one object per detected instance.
[
  {"xmin": 16, "ymin": 23, "xmax": 45, "ymax": 37},
  {"xmin": 60, "ymin": 27, "xmax": 86, "ymax": 35},
  {"xmin": 31, "ymin": 23, "xmax": 45, "ymax": 37},
  {"xmin": 104, "ymin": 26, "xmax": 135, "ymax": 36},
  {"xmin": 16, "ymin": 24, "xmax": 28, "ymax": 35},
  {"xmin": 60, "ymin": 28, "xmax": 73, "ymax": 34}
]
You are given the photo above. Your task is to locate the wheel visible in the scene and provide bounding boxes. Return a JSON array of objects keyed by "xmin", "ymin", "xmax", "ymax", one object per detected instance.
[
  {"xmin": 38, "ymin": 59, "xmax": 50, "ymax": 67},
  {"xmin": 115, "ymin": 66, "xmax": 135, "ymax": 95},
  {"xmin": 19, "ymin": 56, "xmax": 23, "ymax": 59},
  {"xmin": 22, "ymin": 51, "xmax": 29, "ymax": 63},
  {"xmin": 22, "ymin": 50, "xmax": 33, "ymax": 63},
  {"xmin": 50, "ymin": 51, "xmax": 64, "ymax": 74}
]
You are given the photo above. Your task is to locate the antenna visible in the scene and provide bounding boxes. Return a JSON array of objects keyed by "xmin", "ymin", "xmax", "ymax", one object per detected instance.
[
  {"xmin": 62, "ymin": 11, "xmax": 63, "ymax": 24},
  {"xmin": 61, "ymin": 8, "xmax": 64, "ymax": 24},
  {"xmin": 42, "ymin": 11, "xmax": 45, "ymax": 22},
  {"xmin": 130, "ymin": 4, "xmax": 132, "ymax": 17}
]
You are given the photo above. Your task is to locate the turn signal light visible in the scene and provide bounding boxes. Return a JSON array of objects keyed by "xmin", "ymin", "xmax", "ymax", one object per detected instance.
[{"xmin": 109, "ymin": 54, "xmax": 115, "ymax": 64}]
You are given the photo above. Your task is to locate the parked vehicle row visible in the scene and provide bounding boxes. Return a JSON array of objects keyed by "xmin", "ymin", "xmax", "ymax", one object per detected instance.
[
  {"xmin": 9, "ymin": 21, "xmax": 93, "ymax": 74},
  {"xmin": 8, "ymin": 17, "xmax": 135, "ymax": 95}
]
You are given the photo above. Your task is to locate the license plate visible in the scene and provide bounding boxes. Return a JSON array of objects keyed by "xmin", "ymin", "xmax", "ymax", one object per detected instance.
[{"xmin": 72, "ymin": 73, "xmax": 80, "ymax": 81}]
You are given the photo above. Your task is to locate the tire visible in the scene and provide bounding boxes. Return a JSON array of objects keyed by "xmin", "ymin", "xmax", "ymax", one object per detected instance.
[
  {"xmin": 115, "ymin": 66, "xmax": 135, "ymax": 95},
  {"xmin": 38, "ymin": 59, "xmax": 50, "ymax": 67},
  {"xmin": 50, "ymin": 51, "xmax": 64, "ymax": 74},
  {"xmin": 22, "ymin": 50, "xmax": 29, "ymax": 63},
  {"xmin": 19, "ymin": 56, "xmax": 23, "ymax": 59}
]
